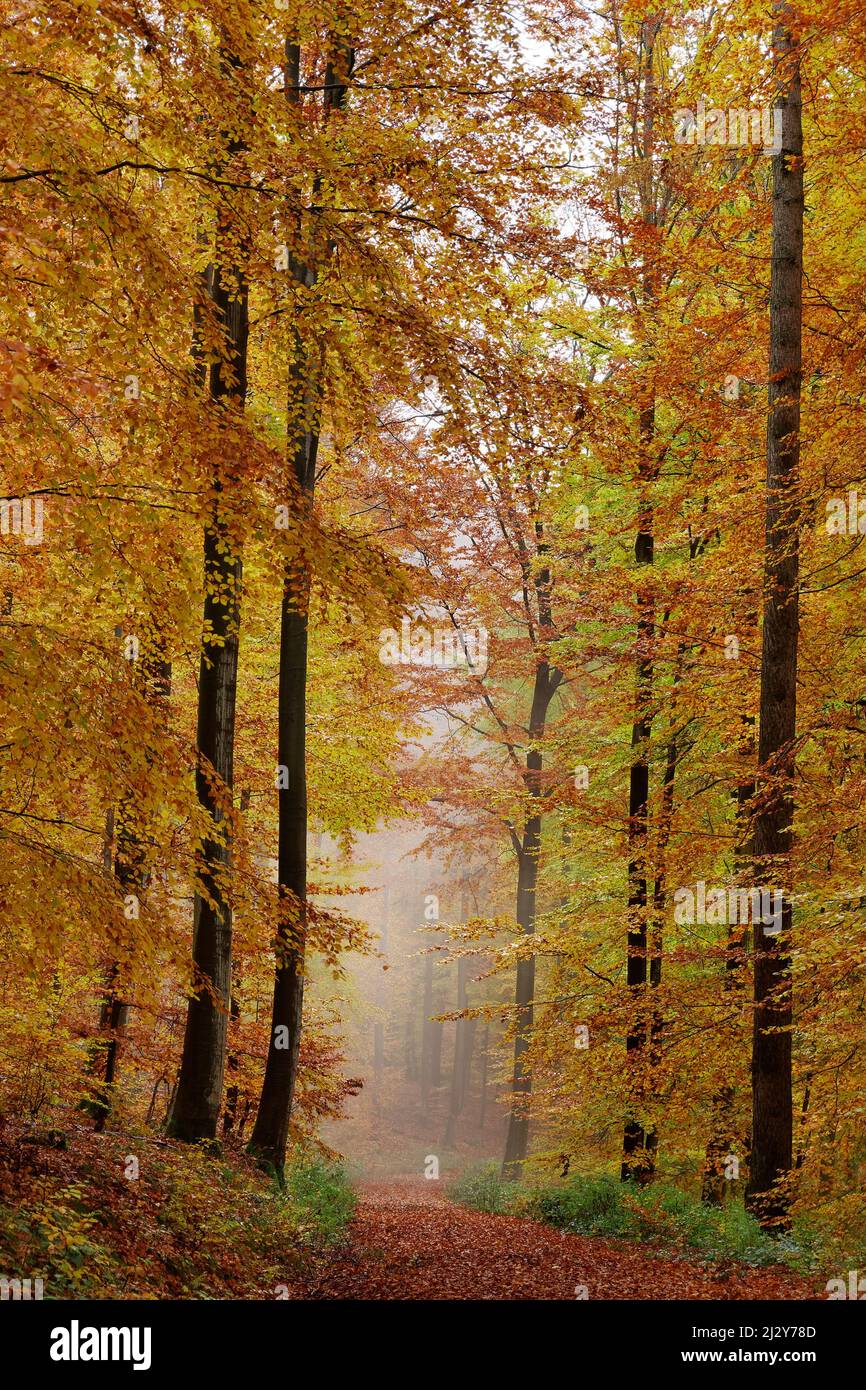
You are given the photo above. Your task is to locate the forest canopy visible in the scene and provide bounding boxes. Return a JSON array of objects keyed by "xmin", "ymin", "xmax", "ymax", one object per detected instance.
[{"xmin": 1, "ymin": 0, "xmax": 866, "ymax": 1311}]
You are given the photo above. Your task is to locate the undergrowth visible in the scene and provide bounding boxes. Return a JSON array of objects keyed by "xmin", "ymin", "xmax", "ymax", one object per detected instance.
[
  {"xmin": 447, "ymin": 1164, "xmax": 832, "ymax": 1272},
  {"xmin": 0, "ymin": 1118, "xmax": 355, "ymax": 1298}
]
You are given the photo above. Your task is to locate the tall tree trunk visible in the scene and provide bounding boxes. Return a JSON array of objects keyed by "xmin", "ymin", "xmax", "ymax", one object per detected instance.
[
  {"xmin": 621, "ymin": 395, "xmax": 657, "ymax": 1184},
  {"xmin": 373, "ymin": 886, "xmax": 389, "ymax": 1117},
  {"xmin": 91, "ymin": 808, "xmax": 139, "ymax": 1131},
  {"xmin": 404, "ymin": 973, "xmax": 419, "ymax": 1082},
  {"xmin": 80, "ymin": 808, "xmax": 117, "ymax": 1118},
  {"xmin": 247, "ymin": 394, "xmax": 316, "ymax": 1168},
  {"xmin": 501, "ymin": 822, "xmax": 540, "ymax": 1179},
  {"xmin": 701, "ymin": 779, "xmax": 754, "ymax": 1202},
  {"xmin": 223, "ymin": 789, "xmax": 249, "ymax": 1136},
  {"xmin": 248, "ymin": 37, "xmax": 353, "ymax": 1172},
  {"xmin": 420, "ymin": 952, "xmax": 434, "ymax": 1104},
  {"xmin": 222, "ymin": 986, "xmax": 241, "ymax": 1136},
  {"xmin": 168, "ymin": 56, "xmax": 249, "ymax": 1139},
  {"xmin": 621, "ymin": 14, "xmax": 662, "ymax": 1184},
  {"xmin": 86, "ymin": 644, "xmax": 170, "ymax": 1130},
  {"xmin": 444, "ymin": 911, "xmax": 474, "ymax": 1148},
  {"xmin": 745, "ymin": 9, "xmax": 803, "ymax": 1231},
  {"xmin": 502, "ymin": 651, "xmax": 559, "ymax": 1179},
  {"xmin": 643, "ymin": 706, "xmax": 679, "ymax": 1166},
  {"xmin": 478, "ymin": 1020, "xmax": 490, "ymax": 1131},
  {"xmin": 702, "ymin": 629, "xmax": 756, "ymax": 1205},
  {"xmin": 458, "ymin": 966, "xmax": 476, "ymax": 1111},
  {"xmin": 430, "ymin": 988, "xmax": 444, "ymax": 1090}
]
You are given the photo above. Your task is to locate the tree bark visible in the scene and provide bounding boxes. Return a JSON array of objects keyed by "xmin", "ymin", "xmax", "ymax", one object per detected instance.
[
  {"xmin": 621, "ymin": 396, "xmax": 657, "ymax": 1184},
  {"xmin": 248, "ymin": 37, "xmax": 353, "ymax": 1172},
  {"xmin": 745, "ymin": 8, "xmax": 803, "ymax": 1231},
  {"xmin": 86, "ymin": 645, "xmax": 170, "ymax": 1130},
  {"xmin": 167, "ymin": 57, "xmax": 249, "ymax": 1139},
  {"xmin": 621, "ymin": 15, "xmax": 662, "ymax": 1184},
  {"xmin": 430, "ymin": 989, "xmax": 443, "ymax": 1090},
  {"xmin": 223, "ymin": 789, "xmax": 249, "ymax": 1136},
  {"xmin": 478, "ymin": 1020, "xmax": 490, "ymax": 1131},
  {"xmin": 223, "ymin": 985, "xmax": 241, "ymax": 1136},
  {"xmin": 444, "ymin": 936, "xmax": 475, "ymax": 1147},
  {"xmin": 404, "ymin": 972, "xmax": 419, "ymax": 1082},
  {"xmin": 502, "ymin": 651, "xmax": 559, "ymax": 1179},
  {"xmin": 420, "ymin": 952, "xmax": 434, "ymax": 1105},
  {"xmin": 702, "ymin": 657, "xmax": 756, "ymax": 1204}
]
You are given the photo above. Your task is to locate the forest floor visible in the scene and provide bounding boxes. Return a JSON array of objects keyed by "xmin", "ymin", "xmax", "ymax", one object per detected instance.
[
  {"xmin": 287, "ymin": 1176, "xmax": 822, "ymax": 1300},
  {"xmin": 0, "ymin": 1119, "xmax": 826, "ymax": 1299}
]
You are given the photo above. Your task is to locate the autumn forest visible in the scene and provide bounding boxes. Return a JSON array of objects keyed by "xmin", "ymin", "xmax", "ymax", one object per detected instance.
[{"xmin": 2, "ymin": 0, "xmax": 866, "ymax": 1335}]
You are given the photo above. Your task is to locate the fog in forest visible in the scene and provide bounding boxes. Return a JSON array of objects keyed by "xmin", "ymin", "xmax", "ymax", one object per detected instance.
[{"xmin": 317, "ymin": 820, "xmax": 510, "ymax": 1181}]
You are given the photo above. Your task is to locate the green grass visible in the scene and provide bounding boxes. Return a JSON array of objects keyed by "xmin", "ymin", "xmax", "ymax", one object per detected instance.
[
  {"xmin": 447, "ymin": 1165, "xmax": 815, "ymax": 1269},
  {"xmin": 444, "ymin": 1161, "xmax": 520, "ymax": 1214},
  {"xmin": 281, "ymin": 1155, "xmax": 356, "ymax": 1245}
]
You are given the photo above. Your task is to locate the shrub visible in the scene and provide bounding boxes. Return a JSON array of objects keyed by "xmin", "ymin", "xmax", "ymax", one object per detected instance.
[
  {"xmin": 446, "ymin": 1162, "xmax": 516, "ymax": 1214},
  {"xmin": 281, "ymin": 1156, "xmax": 356, "ymax": 1245},
  {"xmin": 527, "ymin": 1174, "xmax": 632, "ymax": 1237},
  {"xmin": 451, "ymin": 1165, "xmax": 811, "ymax": 1269}
]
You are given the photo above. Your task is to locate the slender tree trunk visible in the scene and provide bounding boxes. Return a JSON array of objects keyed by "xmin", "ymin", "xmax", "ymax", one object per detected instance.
[
  {"xmin": 622, "ymin": 397, "xmax": 657, "ymax": 1184},
  {"xmin": 247, "ymin": 458, "xmax": 314, "ymax": 1167},
  {"xmin": 86, "ymin": 645, "xmax": 170, "ymax": 1130},
  {"xmin": 373, "ymin": 887, "xmax": 389, "ymax": 1117},
  {"xmin": 643, "ymin": 710, "xmax": 678, "ymax": 1165},
  {"xmin": 223, "ymin": 790, "xmax": 249, "ymax": 1136},
  {"xmin": 168, "ymin": 65, "xmax": 249, "ymax": 1139},
  {"xmin": 702, "ymin": 651, "xmax": 756, "ymax": 1204},
  {"xmin": 620, "ymin": 12, "xmax": 663, "ymax": 1187},
  {"xmin": 87, "ymin": 968, "xmax": 130, "ymax": 1133},
  {"xmin": 745, "ymin": 8, "xmax": 803, "ymax": 1231},
  {"xmin": 223, "ymin": 988, "xmax": 241, "ymax": 1135},
  {"xmin": 460, "ymin": 981, "xmax": 476, "ymax": 1110},
  {"xmin": 80, "ymin": 809, "xmax": 117, "ymax": 1117},
  {"xmin": 502, "ymin": 665, "xmax": 560, "ymax": 1180},
  {"xmin": 444, "ymin": 937, "xmax": 474, "ymax": 1147},
  {"xmin": 249, "ymin": 36, "xmax": 355, "ymax": 1173},
  {"xmin": 92, "ymin": 812, "xmax": 137, "ymax": 1134},
  {"xmin": 478, "ymin": 1020, "xmax": 490, "ymax": 1131},
  {"xmin": 502, "ymin": 823, "xmax": 540, "ymax": 1179},
  {"xmin": 430, "ymin": 988, "xmax": 443, "ymax": 1089},
  {"xmin": 405, "ymin": 973, "xmax": 419, "ymax": 1082},
  {"xmin": 501, "ymin": 548, "xmax": 560, "ymax": 1180},
  {"xmin": 146, "ymin": 1076, "xmax": 169, "ymax": 1127},
  {"xmin": 421, "ymin": 953, "xmax": 434, "ymax": 1105}
]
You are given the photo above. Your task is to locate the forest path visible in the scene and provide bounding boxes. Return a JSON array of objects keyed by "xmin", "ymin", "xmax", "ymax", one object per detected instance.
[{"xmin": 291, "ymin": 1177, "xmax": 818, "ymax": 1300}]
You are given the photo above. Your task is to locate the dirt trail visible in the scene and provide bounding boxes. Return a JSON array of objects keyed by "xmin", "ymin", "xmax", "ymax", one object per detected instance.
[{"xmin": 289, "ymin": 1177, "xmax": 819, "ymax": 1300}]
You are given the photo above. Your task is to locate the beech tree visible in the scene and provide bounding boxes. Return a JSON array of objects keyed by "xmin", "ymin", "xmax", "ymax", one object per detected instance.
[
  {"xmin": 4, "ymin": 0, "xmax": 866, "ymax": 1296},
  {"xmin": 249, "ymin": 29, "xmax": 354, "ymax": 1175},
  {"xmin": 168, "ymin": 32, "xmax": 252, "ymax": 1143},
  {"xmin": 744, "ymin": 5, "xmax": 804, "ymax": 1229}
]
